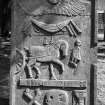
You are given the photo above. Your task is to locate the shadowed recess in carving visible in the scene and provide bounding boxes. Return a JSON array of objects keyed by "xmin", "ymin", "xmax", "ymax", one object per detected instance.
[
  {"xmin": 47, "ymin": 0, "xmax": 60, "ymax": 5},
  {"xmin": 72, "ymin": 90, "xmax": 80, "ymax": 105}
]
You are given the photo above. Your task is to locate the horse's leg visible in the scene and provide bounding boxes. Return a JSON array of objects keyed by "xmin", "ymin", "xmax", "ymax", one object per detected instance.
[
  {"xmin": 33, "ymin": 65, "xmax": 41, "ymax": 79},
  {"xmin": 52, "ymin": 59, "xmax": 65, "ymax": 73},
  {"xmin": 49, "ymin": 64, "xmax": 57, "ymax": 80},
  {"xmin": 37, "ymin": 57, "xmax": 57, "ymax": 79},
  {"xmin": 27, "ymin": 64, "xmax": 34, "ymax": 78},
  {"xmin": 37, "ymin": 57, "xmax": 65, "ymax": 74}
]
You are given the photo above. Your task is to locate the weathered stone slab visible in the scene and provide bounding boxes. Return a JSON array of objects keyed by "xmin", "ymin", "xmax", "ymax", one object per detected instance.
[{"xmin": 10, "ymin": 0, "xmax": 96, "ymax": 105}]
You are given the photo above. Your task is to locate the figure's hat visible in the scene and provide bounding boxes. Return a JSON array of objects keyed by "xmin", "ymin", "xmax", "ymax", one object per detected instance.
[{"xmin": 74, "ymin": 39, "xmax": 81, "ymax": 46}]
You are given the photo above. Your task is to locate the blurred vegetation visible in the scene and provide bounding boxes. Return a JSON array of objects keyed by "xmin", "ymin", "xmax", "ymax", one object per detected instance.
[{"xmin": 0, "ymin": 36, "xmax": 10, "ymax": 99}]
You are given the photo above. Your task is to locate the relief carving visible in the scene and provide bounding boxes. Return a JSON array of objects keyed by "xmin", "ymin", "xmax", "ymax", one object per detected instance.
[
  {"xmin": 21, "ymin": 80, "xmax": 87, "ymax": 105},
  {"xmin": 23, "ymin": 89, "xmax": 69, "ymax": 105},
  {"xmin": 24, "ymin": 88, "xmax": 41, "ymax": 105},
  {"xmin": 30, "ymin": 17, "xmax": 82, "ymax": 37},
  {"xmin": 15, "ymin": 48, "xmax": 26, "ymax": 74},
  {"xmin": 12, "ymin": 0, "xmax": 89, "ymax": 105},
  {"xmin": 23, "ymin": 88, "xmax": 87, "ymax": 105},
  {"xmin": 68, "ymin": 39, "xmax": 81, "ymax": 74},
  {"xmin": 16, "ymin": 0, "xmax": 84, "ymax": 79},
  {"xmin": 16, "ymin": 38, "xmax": 69, "ymax": 80},
  {"xmin": 17, "ymin": 0, "xmax": 86, "ymax": 37},
  {"xmin": 72, "ymin": 90, "xmax": 87, "ymax": 105},
  {"xmin": 19, "ymin": 79, "xmax": 87, "ymax": 88},
  {"xmin": 43, "ymin": 89, "xmax": 69, "ymax": 105},
  {"xmin": 17, "ymin": 0, "xmax": 86, "ymax": 17}
]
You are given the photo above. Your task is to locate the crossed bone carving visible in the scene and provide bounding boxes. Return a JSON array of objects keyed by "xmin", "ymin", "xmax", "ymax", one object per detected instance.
[{"xmin": 24, "ymin": 88, "xmax": 41, "ymax": 105}]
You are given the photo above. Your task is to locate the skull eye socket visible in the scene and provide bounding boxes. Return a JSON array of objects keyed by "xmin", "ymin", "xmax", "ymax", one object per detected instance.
[{"xmin": 50, "ymin": 96, "xmax": 53, "ymax": 99}]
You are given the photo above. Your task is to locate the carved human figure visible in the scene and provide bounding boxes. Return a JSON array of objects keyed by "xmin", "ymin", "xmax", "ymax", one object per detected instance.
[{"xmin": 68, "ymin": 39, "xmax": 81, "ymax": 74}]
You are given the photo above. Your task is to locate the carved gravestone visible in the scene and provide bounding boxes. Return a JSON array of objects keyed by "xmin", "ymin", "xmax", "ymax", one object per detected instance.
[{"xmin": 10, "ymin": 0, "xmax": 96, "ymax": 105}]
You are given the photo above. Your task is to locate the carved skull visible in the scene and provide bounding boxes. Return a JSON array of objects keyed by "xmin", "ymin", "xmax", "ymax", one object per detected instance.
[{"xmin": 43, "ymin": 90, "xmax": 69, "ymax": 105}]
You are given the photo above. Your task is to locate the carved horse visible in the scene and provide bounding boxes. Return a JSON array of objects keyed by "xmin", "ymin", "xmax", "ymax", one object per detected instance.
[{"xmin": 16, "ymin": 40, "xmax": 69, "ymax": 80}]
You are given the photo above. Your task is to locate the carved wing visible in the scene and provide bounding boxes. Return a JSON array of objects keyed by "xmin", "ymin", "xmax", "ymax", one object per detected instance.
[
  {"xmin": 31, "ymin": 0, "xmax": 86, "ymax": 17},
  {"xmin": 17, "ymin": 0, "xmax": 86, "ymax": 17},
  {"xmin": 61, "ymin": 0, "xmax": 86, "ymax": 17}
]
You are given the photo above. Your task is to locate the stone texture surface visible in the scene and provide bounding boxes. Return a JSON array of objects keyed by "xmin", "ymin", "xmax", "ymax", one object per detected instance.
[{"xmin": 97, "ymin": 59, "xmax": 105, "ymax": 105}]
